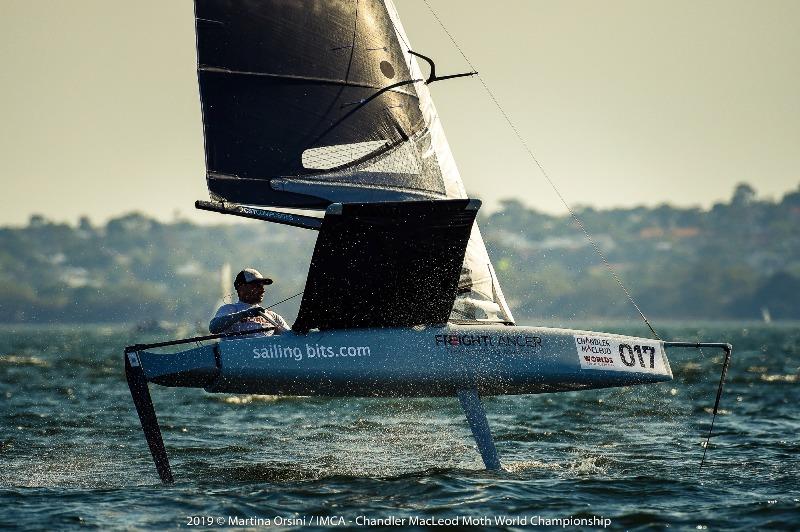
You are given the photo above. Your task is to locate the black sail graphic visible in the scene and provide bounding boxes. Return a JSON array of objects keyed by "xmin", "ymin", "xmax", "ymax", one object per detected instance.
[{"xmin": 195, "ymin": 0, "xmax": 514, "ymax": 323}]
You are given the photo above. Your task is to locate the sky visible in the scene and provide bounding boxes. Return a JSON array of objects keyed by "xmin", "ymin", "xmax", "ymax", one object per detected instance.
[{"xmin": 1, "ymin": 0, "xmax": 798, "ymax": 226}]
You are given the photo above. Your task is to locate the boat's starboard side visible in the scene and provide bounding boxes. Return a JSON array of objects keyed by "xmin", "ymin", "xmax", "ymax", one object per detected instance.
[{"xmin": 133, "ymin": 324, "xmax": 672, "ymax": 397}]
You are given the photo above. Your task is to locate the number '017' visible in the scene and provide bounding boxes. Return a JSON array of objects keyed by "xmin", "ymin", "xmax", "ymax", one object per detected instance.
[{"xmin": 618, "ymin": 344, "xmax": 656, "ymax": 368}]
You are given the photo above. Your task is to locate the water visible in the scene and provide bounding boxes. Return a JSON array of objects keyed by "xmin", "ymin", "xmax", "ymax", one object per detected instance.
[{"xmin": 1, "ymin": 322, "xmax": 798, "ymax": 530}]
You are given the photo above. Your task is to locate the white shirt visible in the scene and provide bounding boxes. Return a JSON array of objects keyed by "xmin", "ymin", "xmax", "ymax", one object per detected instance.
[{"xmin": 210, "ymin": 301, "xmax": 290, "ymax": 337}]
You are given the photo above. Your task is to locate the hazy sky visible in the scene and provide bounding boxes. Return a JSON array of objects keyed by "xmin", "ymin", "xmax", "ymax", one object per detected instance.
[{"xmin": 1, "ymin": 0, "xmax": 798, "ymax": 226}]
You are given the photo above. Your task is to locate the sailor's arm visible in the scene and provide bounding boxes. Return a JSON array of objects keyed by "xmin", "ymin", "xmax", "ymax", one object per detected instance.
[
  {"xmin": 268, "ymin": 311, "xmax": 291, "ymax": 334},
  {"xmin": 209, "ymin": 306, "xmax": 264, "ymax": 334},
  {"xmin": 257, "ymin": 310, "xmax": 290, "ymax": 334}
]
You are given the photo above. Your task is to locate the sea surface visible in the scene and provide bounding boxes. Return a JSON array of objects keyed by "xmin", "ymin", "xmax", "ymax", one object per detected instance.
[{"xmin": 0, "ymin": 322, "xmax": 798, "ymax": 530}]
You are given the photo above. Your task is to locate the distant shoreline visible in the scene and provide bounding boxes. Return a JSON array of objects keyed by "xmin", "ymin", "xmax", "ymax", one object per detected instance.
[{"xmin": 3, "ymin": 183, "xmax": 799, "ymax": 322}]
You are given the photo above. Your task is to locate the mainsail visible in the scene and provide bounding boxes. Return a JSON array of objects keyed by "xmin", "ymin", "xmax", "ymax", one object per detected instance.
[{"xmin": 195, "ymin": 0, "xmax": 513, "ymax": 324}]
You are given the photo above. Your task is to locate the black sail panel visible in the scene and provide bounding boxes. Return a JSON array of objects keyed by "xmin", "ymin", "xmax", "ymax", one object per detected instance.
[
  {"xmin": 293, "ymin": 200, "xmax": 480, "ymax": 332},
  {"xmin": 195, "ymin": 0, "xmax": 445, "ymax": 205}
]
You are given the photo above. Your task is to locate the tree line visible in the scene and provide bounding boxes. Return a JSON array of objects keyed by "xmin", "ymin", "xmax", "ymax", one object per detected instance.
[{"xmin": 1, "ymin": 183, "xmax": 798, "ymax": 324}]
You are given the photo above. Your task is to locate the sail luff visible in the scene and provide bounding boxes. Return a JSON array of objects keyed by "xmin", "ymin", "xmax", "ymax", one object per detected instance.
[{"xmin": 384, "ymin": 0, "xmax": 465, "ymax": 200}]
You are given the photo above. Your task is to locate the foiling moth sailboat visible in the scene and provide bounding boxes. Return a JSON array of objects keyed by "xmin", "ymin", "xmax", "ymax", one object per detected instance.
[{"xmin": 125, "ymin": 0, "xmax": 732, "ymax": 483}]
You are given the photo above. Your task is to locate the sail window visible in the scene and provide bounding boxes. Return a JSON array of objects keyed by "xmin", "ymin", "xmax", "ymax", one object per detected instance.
[
  {"xmin": 302, "ymin": 140, "xmax": 389, "ymax": 170},
  {"xmin": 359, "ymin": 140, "xmax": 422, "ymax": 175}
]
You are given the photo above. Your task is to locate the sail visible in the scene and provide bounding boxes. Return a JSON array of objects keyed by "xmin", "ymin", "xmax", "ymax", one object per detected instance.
[
  {"xmin": 194, "ymin": 0, "xmax": 514, "ymax": 323},
  {"xmin": 383, "ymin": 1, "xmax": 514, "ymax": 324},
  {"xmin": 195, "ymin": 0, "xmax": 443, "ymax": 206}
]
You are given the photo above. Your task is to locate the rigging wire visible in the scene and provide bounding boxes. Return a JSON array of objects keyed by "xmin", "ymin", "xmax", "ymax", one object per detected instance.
[
  {"xmin": 419, "ymin": 0, "xmax": 660, "ymax": 340},
  {"xmin": 222, "ymin": 291, "xmax": 303, "ymax": 310},
  {"xmin": 264, "ymin": 291, "xmax": 304, "ymax": 310}
]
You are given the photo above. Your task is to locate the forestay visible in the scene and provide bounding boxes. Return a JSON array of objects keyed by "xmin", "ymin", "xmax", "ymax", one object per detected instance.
[{"xmin": 194, "ymin": 0, "xmax": 513, "ymax": 324}]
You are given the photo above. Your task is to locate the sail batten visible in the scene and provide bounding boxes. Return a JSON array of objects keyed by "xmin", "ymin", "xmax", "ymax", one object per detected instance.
[{"xmin": 198, "ymin": 65, "xmax": 422, "ymax": 96}]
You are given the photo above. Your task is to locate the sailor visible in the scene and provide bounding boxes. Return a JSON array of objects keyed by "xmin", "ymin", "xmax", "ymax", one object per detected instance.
[{"xmin": 209, "ymin": 268, "xmax": 290, "ymax": 337}]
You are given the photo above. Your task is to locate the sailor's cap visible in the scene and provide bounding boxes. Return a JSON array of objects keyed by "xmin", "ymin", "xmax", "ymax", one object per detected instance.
[{"xmin": 234, "ymin": 268, "xmax": 273, "ymax": 288}]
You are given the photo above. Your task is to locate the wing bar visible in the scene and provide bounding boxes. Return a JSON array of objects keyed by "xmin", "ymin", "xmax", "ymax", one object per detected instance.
[{"xmin": 663, "ymin": 342, "xmax": 733, "ymax": 469}]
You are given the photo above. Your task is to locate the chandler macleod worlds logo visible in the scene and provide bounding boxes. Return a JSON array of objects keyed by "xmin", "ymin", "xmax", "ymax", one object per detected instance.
[{"xmin": 575, "ymin": 334, "xmax": 664, "ymax": 373}]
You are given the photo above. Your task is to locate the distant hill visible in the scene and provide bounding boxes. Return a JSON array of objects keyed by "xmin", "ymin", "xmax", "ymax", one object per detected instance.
[
  {"xmin": 482, "ymin": 183, "xmax": 800, "ymax": 321},
  {"xmin": 1, "ymin": 183, "xmax": 798, "ymax": 324}
]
